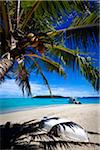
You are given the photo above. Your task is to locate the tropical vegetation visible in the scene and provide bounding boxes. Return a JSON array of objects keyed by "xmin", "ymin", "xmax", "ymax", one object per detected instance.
[
  {"xmin": 0, "ymin": 0, "xmax": 100, "ymax": 149},
  {"xmin": 0, "ymin": 1, "xmax": 99, "ymax": 96}
]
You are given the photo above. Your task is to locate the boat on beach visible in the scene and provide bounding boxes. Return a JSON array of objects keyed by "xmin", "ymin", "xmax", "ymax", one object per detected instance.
[{"xmin": 69, "ymin": 97, "xmax": 81, "ymax": 104}]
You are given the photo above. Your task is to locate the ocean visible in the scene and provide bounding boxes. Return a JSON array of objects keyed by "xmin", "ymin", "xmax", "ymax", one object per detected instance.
[{"xmin": 0, "ymin": 97, "xmax": 99, "ymax": 113}]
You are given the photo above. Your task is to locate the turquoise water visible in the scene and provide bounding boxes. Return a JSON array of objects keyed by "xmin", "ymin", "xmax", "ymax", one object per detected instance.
[{"xmin": 0, "ymin": 97, "xmax": 99, "ymax": 113}]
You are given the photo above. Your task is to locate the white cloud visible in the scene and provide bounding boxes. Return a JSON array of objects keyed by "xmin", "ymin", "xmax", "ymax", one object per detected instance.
[
  {"xmin": 0, "ymin": 80, "xmax": 22, "ymax": 98},
  {"xmin": 0, "ymin": 79, "xmax": 98, "ymax": 98},
  {"xmin": 50, "ymin": 87, "xmax": 97, "ymax": 97}
]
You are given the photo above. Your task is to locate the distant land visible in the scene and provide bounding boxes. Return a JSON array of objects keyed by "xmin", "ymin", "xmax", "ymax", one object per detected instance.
[
  {"xmin": 32, "ymin": 95, "xmax": 69, "ymax": 98},
  {"xmin": 32, "ymin": 95, "xmax": 100, "ymax": 98}
]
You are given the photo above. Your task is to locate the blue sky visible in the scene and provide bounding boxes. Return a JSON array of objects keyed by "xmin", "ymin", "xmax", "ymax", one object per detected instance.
[
  {"xmin": 0, "ymin": 9, "xmax": 99, "ymax": 98},
  {"xmin": 0, "ymin": 67, "xmax": 99, "ymax": 98}
]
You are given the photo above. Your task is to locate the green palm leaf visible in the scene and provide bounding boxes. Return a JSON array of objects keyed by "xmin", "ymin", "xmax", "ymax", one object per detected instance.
[
  {"xmin": 0, "ymin": 1, "xmax": 99, "ymax": 95},
  {"xmin": 0, "ymin": 53, "xmax": 14, "ymax": 82},
  {"xmin": 45, "ymin": 44, "xmax": 77, "ymax": 68},
  {"xmin": 25, "ymin": 54, "xmax": 66, "ymax": 78},
  {"xmin": 23, "ymin": 54, "xmax": 66, "ymax": 95},
  {"xmin": 65, "ymin": 13, "xmax": 99, "ymax": 48},
  {"xmin": 14, "ymin": 64, "xmax": 31, "ymax": 96},
  {"xmin": 20, "ymin": 1, "xmax": 98, "ymax": 32},
  {"xmin": 47, "ymin": 24, "xmax": 99, "ymax": 49},
  {"xmin": 30, "ymin": 58, "xmax": 52, "ymax": 96},
  {"xmin": 21, "ymin": 1, "xmax": 41, "ymax": 30},
  {"xmin": 77, "ymin": 56, "xmax": 99, "ymax": 91},
  {"xmin": 46, "ymin": 45, "xmax": 99, "ymax": 91}
]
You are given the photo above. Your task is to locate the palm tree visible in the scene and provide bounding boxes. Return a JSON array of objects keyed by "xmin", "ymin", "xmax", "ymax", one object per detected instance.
[
  {"xmin": 0, "ymin": 1, "xmax": 99, "ymax": 149},
  {"xmin": 0, "ymin": 1, "xmax": 99, "ymax": 96}
]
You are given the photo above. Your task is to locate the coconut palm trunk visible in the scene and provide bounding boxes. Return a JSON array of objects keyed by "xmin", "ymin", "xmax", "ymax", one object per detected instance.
[
  {"xmin": 0, "ymin": 1, "xmax": 100, "ymax": 150},
  {"xmin": 0, "ymin": 1, "xmax": 99, "ymax": 95}
]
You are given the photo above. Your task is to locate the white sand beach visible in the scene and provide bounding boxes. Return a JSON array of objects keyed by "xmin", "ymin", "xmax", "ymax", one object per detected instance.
[{"xmin": 0, "ymin": 104, "xmax": 100, "ymax": 143}]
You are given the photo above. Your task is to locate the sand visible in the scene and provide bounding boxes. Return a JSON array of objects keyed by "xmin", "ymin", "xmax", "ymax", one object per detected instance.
[{"xmin": 0, "ymin": 104, "xmax": 100, "ymax": 149}]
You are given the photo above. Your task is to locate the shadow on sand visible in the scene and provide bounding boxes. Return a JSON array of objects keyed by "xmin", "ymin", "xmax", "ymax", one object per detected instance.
[{"xmin": 0, "ymin": 120, "xmax": 100, "ymax": 150}]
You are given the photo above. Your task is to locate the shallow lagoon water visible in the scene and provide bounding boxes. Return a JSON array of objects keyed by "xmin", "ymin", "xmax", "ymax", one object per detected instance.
[{"xmin": 0, "ymin": 97, "xmax": 99, "ymax": 113}]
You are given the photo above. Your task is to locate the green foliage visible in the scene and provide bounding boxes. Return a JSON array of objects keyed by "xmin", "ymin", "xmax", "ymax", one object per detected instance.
[
  {"xmin": 14, "ymin": 64, "xmax": 32, "ymax": 96},
  {"xmin": 46, "ymin": 45, "xmax": 100, "ymax": 91},
  {"xmin": 0, "ymin": 1, "xmax": 99, "ymax": 96},
  {"xmin": 21, "ymin": 1, "xmax": 36, "ymax": 9},
  {"xmin": 76, "ymin": 56, "xmax": 99, "ymax": 91},
  {"xmin": 25, "ymin": 54, "xmax": 66, "ymax": 78},
  {"xmin": 20, "ymin": 1, "xmax": 98, "ymax": 33}
]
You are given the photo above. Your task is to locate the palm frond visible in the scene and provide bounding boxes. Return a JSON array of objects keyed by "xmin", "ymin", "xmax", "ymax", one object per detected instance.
[
  {"xmin": 25, "ymin": 54, "xmax": 66, "ymax": 78},
  {"xmin": 48, "ymin": 24, "xmax": 99, "ymax": 36},
  {"xmin": 20, "ymin": 1, "xmax": 41, "ymax": 30},
  {"xmin": 14, "ymin": 64, "xmax": 31, "ymax": 96},
  {"xmin": 34, "ymin": 1, "xmax": 95, "ymax": 20},
  {"xmin": 46, "ymin": 44, "xmax": 77, "ymax": 70},
  {"xmin": 76, "ymin": 56, "xmax": 100, "ymax": 91},
  {"xmin": 30, "ymin": 57, "xmax": 52, "ymax": 96},
  {"xmin": 0, "ymin": 1, "xmax": 99, "ymax": 96},
  {"xmin": 20, "ymin": 1, "xmax": 98, "ymax": 33},
  {"xmin": 47, "ymin": 23, "xmax": 99, "ymax": 49},
  {"xmin": 0, "ymin": 56, "xmax": 13, "ymax": 83},
  {"xmin": 65, "ymin": 13, "xmax": 99, "ymax": 49},
  {"xmin": 46, "ymin": 45, "xmax": 99, "ymax": 91},
  {"xmin": 46, "ymin": 9, "xmax": 99, "ymax": 49}
]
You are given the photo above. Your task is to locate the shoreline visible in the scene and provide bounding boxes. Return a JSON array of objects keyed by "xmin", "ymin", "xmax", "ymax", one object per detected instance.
[
  {"xmin": 0, "ymin": 104, "xmax": 65, "ymax": 114},
  {"xmin": 0, "ymin": 103, "xmax": 99, "ymax": 115},
  {"xmin": 0, "ymin": 104, "xmax": 100, "ymax": 126}
]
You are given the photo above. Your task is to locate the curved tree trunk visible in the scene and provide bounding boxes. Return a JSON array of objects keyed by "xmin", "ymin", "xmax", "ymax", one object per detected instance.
[{"xmin": 0, "ymin": 1, "xmax": 16, "ymax": 81}]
